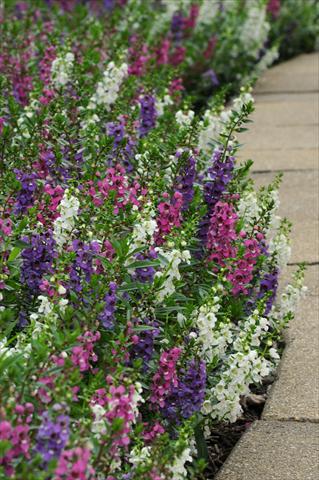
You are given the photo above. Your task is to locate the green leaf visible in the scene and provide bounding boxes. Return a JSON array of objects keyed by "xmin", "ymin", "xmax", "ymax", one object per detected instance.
[
  {"xmin": 126, "ymin": 260, "xmax": 160, "ymax": 269},
  {"xmin": 13, "ymin": 240, "xmax": 31, "ymax": 249},
  {"xmin": 0, "ymin": 440, "xmax": 12, "ymax": 458},
  {"xmin": 8, "ymin": 247, "xmax": 21, "ymax": 262},
  {"xmin": 132, "ymin": 325, "xmax": 158, "ymax": 332},
  {"xmin": 118, "ymin": 283, "xmax": 139, "ymax": 292},
  {"xmin": 194, "ymin": 425, "xmax": 209, "ymax": 462},
  {"xmin": 157, "ymin": 253, "xmax": 169, "ymax": 265}
]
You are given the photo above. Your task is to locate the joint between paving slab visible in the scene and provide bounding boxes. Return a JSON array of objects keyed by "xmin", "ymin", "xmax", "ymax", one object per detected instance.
[
  {"xmin": 252, "ymin": 168, "xmax": 317, "ymax": 174},
  {"xmin": 255, "ymin": 89, "xmax": 319, "ymax": 95},
  {"xmin": 260, "ymin": 417, "xmax": 319, "ymax": 424},
  {"xmin": 287, "ymin": 261, "xmax": 319, "ymax": 266},
  {"xmin": 243, "ymin": 147, "xmax": 318, "ymax": 152}
]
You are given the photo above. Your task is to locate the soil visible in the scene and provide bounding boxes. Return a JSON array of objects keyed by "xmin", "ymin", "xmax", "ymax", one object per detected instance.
[{"xmin": 202, "ymin": 377, "xmax": 274, "ymax": 479}]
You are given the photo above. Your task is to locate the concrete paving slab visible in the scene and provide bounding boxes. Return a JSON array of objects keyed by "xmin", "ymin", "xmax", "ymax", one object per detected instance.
[
  {"xmin": 216, "ymin": 420, "xmax": 319, "ymax": 480},
  {"xmin": 284, "ymin": 293, "xmax": 319, "ymax": 347},
  {"xmin": 238, "ymin": 147, "xmax": 317, "ymax": 171},
  {"xmin": 303, "ymin": 264, "xmax": 318, "ymax": 297},
  {"xmin": 255, "ymin": 53, "xmax": 319, "ymax": 93},
  {"xmin": 239, "ymin": 123, "xmax": 318, "ymax": 150},
  {"xmin": 265, "ymin": 266, "xmax": 319, "ymax": 423},
  {"xmin": 250, "ymin": 93, "xmax": 318, "ymax": 126},
  {"xmin": 254, "ymin": 91, "xmax": 319, "ymax": 103},
  {"xmin": 288, "ymin": 222, "xmax": 319, "ymax": 264},
  {"xmin": 252, "ymin": 170, "xmax": 319, "ymax": 263},
  {"xmin": 263, "ymin": 295, "xmax": 319, "ymax": 423}
]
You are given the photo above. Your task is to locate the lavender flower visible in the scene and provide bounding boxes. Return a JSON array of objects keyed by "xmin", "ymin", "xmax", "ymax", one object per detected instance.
[
  {"xmin": 40, "ymin": 149, "xmax": 55, "ymax": 171},
  {"xmin": 103, "ymin": 0, "xmax": 115, "ymax": 11},
  {"xmin": 132, "ymin": 251, "xmax": 157, "ymax": 284},
  {"xmin": 18, "ymin": 310, "xmax": 28, "ymax": 329},
  {"xmin": 14, "ymin": 170, "xmax": 37, "ymax": 214},
  {"xmin": 120, "ymin": 137, "xmax": 136, "ymax": 172},
  {"xmin": 175, "ymin": 151, "xmax": 196, "ymax": 210},
  {"xmin": 35, "ymin": 412, "xmax": 69, "ymax": 464},
  {"xmin": 162, "ymin": 359, "xmax": 206, "ymax": 423},
  {"xmin": 61, "ymin": 143, "xmax": 84, "ymax": 180},
  {"xmin": 204, "ymin": 148, "xmax": 234, "ymax": 208},
  {"xmin": 21, "ymin": 231, "xmax": 57, "ymax": 294},
  {"xmin": 203, "ymin": 69, "xmax": 219, "ymax": 87},
  {"xmin": 246, "ymin": 268, "xmax": 278, "ymax": 316},
  {"xmin": 99, "ymin": 281, "xmax": 117, "ymax": 329},
  {"xmin": 107, "ymin": 121, "xmax": 136, "ymax": 171},
  {"xmin": 39, "ymin": 149, "xmax": 71, "ymax": 182},
  {"xmin": 171, "ymin": 12, "xmax": 184, "ymax": 42},
  {"xmin": 107, "ymin": 121, "xmax": 125, "ymax": 148},
  {"xmin": 130, "ymin": 321, "xmax": 159, "ymax": 370},
  {"xmin": 138, "ymin": 94, "xmax": 157, "ymax": 138},
  {"xmin": 258, "ymin": 269, "xmax": 279, "ymax": 315},
  {"xmin": 69, "ymin": 240, "xmax": 100, "ymax": 293}
]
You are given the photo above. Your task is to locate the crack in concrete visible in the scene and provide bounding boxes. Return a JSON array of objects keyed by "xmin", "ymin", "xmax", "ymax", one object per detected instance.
[{"xmin": 261, "ymin": 417, "xmax": 319, "ymax": 424}]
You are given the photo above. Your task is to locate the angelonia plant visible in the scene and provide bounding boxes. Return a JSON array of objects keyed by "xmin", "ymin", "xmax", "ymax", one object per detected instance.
[{"xmin": 0, "ymin": 1, "xmax": 310, "ymax": 479}]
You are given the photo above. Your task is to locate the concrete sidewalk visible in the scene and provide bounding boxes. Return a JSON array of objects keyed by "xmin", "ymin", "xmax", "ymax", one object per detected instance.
[{"xmin": 217, "ymin": 53, "xmax": 319, "ymax": 479}]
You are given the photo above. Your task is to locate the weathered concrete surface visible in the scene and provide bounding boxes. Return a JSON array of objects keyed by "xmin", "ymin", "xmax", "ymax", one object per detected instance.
[
  {"xmin": 215, "ymin": 421, "xmax": 319, "ymax": 480},
  {"xmin": 253, "ymin": 170, "xmax": 319, "ymax": 264},
  {"xmin": 246, "ymin": 92, "xmax": 318, "ymax": 126},
  {"xmin": 238, "ymin": 54, "xmax": 319, "ymax": 172},
  {"xmin": 240, "ymin": 124, "xmax": 317, "ymax": 150},
  {"xmin": 263, "ymin": 295, "xmax": 319, "ymax": 423},
  {"xmin": 238, "ymin": 148, "xmax": 317, "ymax": 171},
  {"xmin": 255, "ymin": 53, "xmax": 319, "ymax": 93}
]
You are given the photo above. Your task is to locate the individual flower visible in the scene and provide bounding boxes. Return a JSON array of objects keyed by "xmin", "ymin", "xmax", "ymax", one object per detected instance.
[{"xmin": 99, "ymin": 282, "xmax": 117, "ymax": 329}]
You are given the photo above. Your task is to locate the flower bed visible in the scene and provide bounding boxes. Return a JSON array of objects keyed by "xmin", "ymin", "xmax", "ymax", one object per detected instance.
[{"xmin": 0, "ymin": 1, "xmax": 313, "ymax": 479}]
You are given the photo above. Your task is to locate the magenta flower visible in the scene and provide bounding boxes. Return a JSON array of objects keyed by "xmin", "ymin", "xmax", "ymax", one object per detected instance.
[
  {"xmin": 71, "ymin": 331, "xmax": 101, "ymax": 372},
  {"xmin": 154, "ymin": 192, "xmax": 183, "ymax": 245},
  {"xmin": 150, "ymin": 347, "xmax": 182, "ymax": 408},
  {"xmin": 55, "ymin": 447, "xmax": 94, "ymax": 480}
]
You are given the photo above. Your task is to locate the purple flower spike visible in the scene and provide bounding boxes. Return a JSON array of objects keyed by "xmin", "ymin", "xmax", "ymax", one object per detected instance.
[
  {"xmin": 162, "ymin": 359, "xmax": 206, "ymax": 423},
  {"xmin": 138, "ymin": 94, "xmax": 157, "ymax": 138},
  {"xmin": 99, "ymin": 282, "xmax": 117, "ymax": 329},
  {"xmin": 175, "ymin": 151, "xmax": 196, "ymax": 210},
  {"xmin": 14, "ymin": 170, "xmax": 37, "ymax": 214},
  {"xmin": 258, "ymin": 269, "xmax": 279, "ymax": 314},
  {"xmin": 35, "ymin": 411, "xmax": 70, "ymax": 465},
  {"xmin": 20, "ymin": 231, "xmax": 57, "ymax": 294}
]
